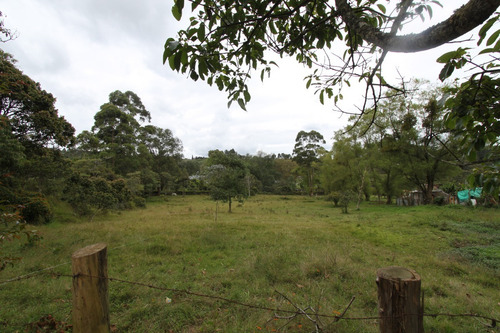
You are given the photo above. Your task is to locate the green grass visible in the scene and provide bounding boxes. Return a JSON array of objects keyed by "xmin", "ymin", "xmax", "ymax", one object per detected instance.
[{"xmin": 1, "ymin": 195, "xmax": 499, "ymax": 332}]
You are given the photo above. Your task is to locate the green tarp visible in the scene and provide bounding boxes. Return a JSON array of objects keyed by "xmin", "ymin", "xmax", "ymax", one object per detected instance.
[{"xmin": 457, "ymin": 188, "xmax": 482, "ymax": 202}]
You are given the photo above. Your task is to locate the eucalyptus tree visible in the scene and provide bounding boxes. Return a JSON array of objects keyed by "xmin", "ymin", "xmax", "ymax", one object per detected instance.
[
  {"xmin": 92, "ymin": 90, "xmax": 151, "ymax": 175},
  {"xmin": 293, "ymin": 130, "xmax": 326, "ymax": 195}
]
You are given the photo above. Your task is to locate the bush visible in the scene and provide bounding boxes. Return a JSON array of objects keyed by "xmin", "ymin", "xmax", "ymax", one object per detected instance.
[
  {"xmin": 64, "ymin": 173, "xmax": 135, "ymax": 217},
  {"xmin": 326, "ymin": 192, "xmax": 340, "ymax": 207},
  {"xmin": 433, "ymin": 196, "xmax": 446, "ymax": 206},
  {"xmin": 20, "ymin": 195, "xmax": 53, "ymax": 225},
  {"xmin": 133, "ymin": 196, "xmax": 146, "ymax": 208}
]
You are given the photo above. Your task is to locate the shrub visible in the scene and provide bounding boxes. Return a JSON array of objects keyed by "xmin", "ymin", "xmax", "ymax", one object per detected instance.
[
  {"xmin": 433, "ymin": 196, "xmax": 446, "ymax": 206},
  {"xmin": 20, "ymin": 195, "xmax": 53, "ymax": 225},
  {"xmin": 326, "ymin": 192, "xmax": 340, "ymax": 207},
  {"xmin": 133, "ymin": 196, "xmax": 146, "ymax": 208}
]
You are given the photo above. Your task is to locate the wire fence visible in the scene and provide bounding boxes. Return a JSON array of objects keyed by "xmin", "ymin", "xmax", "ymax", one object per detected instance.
[{"xmin": 1, "ymin": 264, "xmax": 498, "ymax": 332}]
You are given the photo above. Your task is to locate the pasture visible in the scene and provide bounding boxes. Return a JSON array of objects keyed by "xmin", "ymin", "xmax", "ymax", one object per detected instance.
[{"xmin": 1, "ymin": 195, "xmax": 499, "ymax": 332}]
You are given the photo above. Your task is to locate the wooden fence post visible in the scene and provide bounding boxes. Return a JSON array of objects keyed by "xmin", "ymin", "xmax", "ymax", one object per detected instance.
[
  {"xmin": 377, "ymin": 266, "xmax": 423, "ymax": 333},
  {"xmin": 72, "ymin": 243, "xmax": 110, "ymax": 333}
]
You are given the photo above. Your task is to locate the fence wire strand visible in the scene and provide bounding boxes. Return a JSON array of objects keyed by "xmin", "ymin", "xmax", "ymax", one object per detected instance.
[
  {"xmin": 1, "ymin": 242, "xmax": 497, "ymax": 329},
  {"xmin": 53, "ymin": 272, "xmax": 499, "ymax": 327}
]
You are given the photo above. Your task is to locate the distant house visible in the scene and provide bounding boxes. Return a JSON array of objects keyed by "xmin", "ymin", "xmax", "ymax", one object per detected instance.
[{"xmin": 397, "ymin": 189, "xmax": 451, "ymax": 206}]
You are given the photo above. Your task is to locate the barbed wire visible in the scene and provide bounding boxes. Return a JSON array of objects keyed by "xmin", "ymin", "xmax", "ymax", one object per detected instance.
[
  {"xmin": 53, "ymin": 272, "xmax": 498, "ymax": 328},
  {"xmin": 0, "ymin": 236, "xmax": 156, "ymax": 286},
  {"xmin": 0, "ymin": 261, "xmax": 70, "ymax": 285},
  {"xmin": 1, "ymin": 268, "xmax": 497, "ymax": 330}
]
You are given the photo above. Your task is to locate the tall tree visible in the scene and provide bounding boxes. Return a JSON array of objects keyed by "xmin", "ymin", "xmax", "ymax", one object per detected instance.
[
  {"xmin": 320, "ymin": 131, "xmax": 367, "ymax": 211},
  {"xmin": 344, "ymin": 81, "xmax": 462, "ymax": 203},
  {"xmin": 0, "ymin": 50, "xmax": 75, "ymax": 152},
  {"xmin": 92, "ymin": 90, "xmax": 151, "ymax": 175},
  {"xmin": 293, "ymin": 130, "xmax": 325, "ymax": 195}
]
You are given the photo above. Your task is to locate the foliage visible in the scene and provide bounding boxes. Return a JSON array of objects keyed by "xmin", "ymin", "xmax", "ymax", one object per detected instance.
[
  {"xmin": 339, "ymin": 190, "xmax": 354, "ymax": 214},
  {"xmin": 164, "ymin": 0, "xmax": 498, "ymax": 116},
  {"xmin": 320, "ymin": 135, "xmax": 366, "ymax": 205},
  {"xmin": 437, "ymin": 13, "xmax": 500, "ymax": 196},
  {"xmin": 0, "ymin": 50, "xmax": 75, "ymax": 151},
  {"xmin": 63, "ymin": 173, "xmax": 133, "ymax": 217},
  {"xmin": 204, "ymin": 149, "xmax": 248, "ymax": 212},
  {"xmin": 0, "ymin": 204, "xmax": 39, "ymax": 271},
  {"xmin": 20, "ymin": 194, "xmax": 53, "ymax": 225},
  {"xmin": 326, "ymin": 81, "xmax": 464, "ymax": 204},
  {"xmin": 293, "ymin": 130, "xmax": 325, "ymax": 195}
]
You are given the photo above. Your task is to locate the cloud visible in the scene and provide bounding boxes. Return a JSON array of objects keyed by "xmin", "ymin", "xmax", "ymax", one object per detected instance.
[{"xmin": 1, "ymin": 0, "xmax": 472, "ymax": 158}]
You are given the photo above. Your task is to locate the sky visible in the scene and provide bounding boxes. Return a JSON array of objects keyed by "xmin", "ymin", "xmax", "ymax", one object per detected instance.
[{"xmin": 1, "ymin": 0, "xmax": 471, "ymax": 157}]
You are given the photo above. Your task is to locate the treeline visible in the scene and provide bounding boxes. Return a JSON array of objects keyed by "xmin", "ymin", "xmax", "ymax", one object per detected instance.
[
  {"xmin": 0, "ymin": 49, "xmax": 301, "ymax": 226},
  {"xmin": 1, "ymin": 50, "xmax": 498, "ymax": 231}
]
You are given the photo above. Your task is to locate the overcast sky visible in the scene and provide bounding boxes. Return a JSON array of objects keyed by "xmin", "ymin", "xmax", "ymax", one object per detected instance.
[{"xmin": 1, "ymin": 0, "xmax": 470, "ymax": 157}]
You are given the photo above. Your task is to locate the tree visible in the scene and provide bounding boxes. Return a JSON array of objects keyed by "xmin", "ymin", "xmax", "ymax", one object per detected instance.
[
  {"xmin": 293, "ymin": 130, "xmax": 325, "ymax": 195},
  {"xmin": 92, "ymin": 90, "xmax": 151, "ymax": 174},
  {"xmin": 205, "ymin": 149, "xmax": 247, "ymax": 213},
  {"xmin": 439, "ymin": 48, "xmax": 500, "ymax": 196},
  {"xmin": 320, "ymin": 131, "xmax": 366, "ymax": 211},
  {"xmin": 138, "ymin": 125, "xmax": 184, "ymax": 193},
  {"xmin": 0, "ymin": 50, "xmax": 75, "ymax": 152},
  {"xmin": 244, "ymin": 152, "xmax": 279, "ymax": 193},
  {"xmin": 273, "ymin": 156, "xmax": 299, "ymax": 194},
  {"xmin": 164, "ymin": 0, "xmax": 499, "ymax": 114},
  {"xmin": 165, "ymin": 1, "xmax": 499, "ymax": 193}
]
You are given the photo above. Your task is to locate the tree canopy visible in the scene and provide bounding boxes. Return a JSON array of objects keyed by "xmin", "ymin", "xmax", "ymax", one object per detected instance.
[
  {"xmin": 0, "ymin": 50, "xmax": 75, "ymax": 151},
  {"xmin": 165, "ymin": 0, "xmax": 499, "ymax": 195},
  {"xmin": 164, "ymin": 0, "xmax": 499, "ymax": 111}
]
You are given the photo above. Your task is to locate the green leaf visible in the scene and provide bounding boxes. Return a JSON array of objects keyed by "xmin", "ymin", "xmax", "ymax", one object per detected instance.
[
  {"xmin": 436, "ymin": 51, "xmax": 456, "ymax": 63},
  {"xmin": 190, "ymin": 70, "xmax": 199, "ymax": 81},
  {"xmin": 486, "ymin": 29, "xmax": 500, "ymax": 46},
  {"xmin": 319, "ymin": 90, "xmax": 324, "ymax": 105},
  {"xmin": 237, "ymin": 98, "xmax": 247, "ymax": 111},
  {"xmin": 172, "ymin": 6, "xmax": 182, "ymax": 21},
  {"xmin": 244, "ymin": 90, "xmax": 251, "ymax": 103},
  {"xmin": 377, "ymin": 4, "xmax": 386, "ymax": 14},
  {"xmin": 168, "ymin": 55, "xmax": 176, "ymax": 71},
  {"xmin": 478, "ymin": 48, "xmax": 497, "ymax": 55},
  {"xmin": 478, "ymin": 16, "xmax": 497, "ymax": 46},
  {"xmin": 439, "ymin": 62, "xmax": 454, "ymax": 81},
  {"xmin": 197, "ymin": 24, "xmax": 206, "ymax": 41},
  {"xmin": 181, "ymin": 49, "xmax": 188, "ymax": 66}
]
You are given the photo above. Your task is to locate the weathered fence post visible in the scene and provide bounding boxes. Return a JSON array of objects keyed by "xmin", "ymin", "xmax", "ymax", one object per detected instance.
[
  {"xmin": 377, "ymin": 266, "xmax": 423, "ymax": 333},
  {"xmin": 72, "ymin": 243, "xmax": 110, "ymax": 333}
]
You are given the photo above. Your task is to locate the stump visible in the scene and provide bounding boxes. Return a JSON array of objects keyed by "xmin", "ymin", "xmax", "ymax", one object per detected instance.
[
  {"xmin": 377, "ymin": 266, "xmax": 423, "ymax": 333},
  {"xmin": 72, "ymin": 243, "xmax": 110, "ymax": 333}
]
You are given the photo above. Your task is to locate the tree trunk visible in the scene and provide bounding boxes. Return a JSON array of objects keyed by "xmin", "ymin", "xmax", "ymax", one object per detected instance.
[
  {"xmin": 377, "ymin": 266, "xmax": 423, "ymax": 333},
  {"xmin": 356, "ymin": 169, "xmax": 366, "ymax": 210},
  {"xmin": 228, "ymin": 196, "xmax": 232, "ymax": 213}
]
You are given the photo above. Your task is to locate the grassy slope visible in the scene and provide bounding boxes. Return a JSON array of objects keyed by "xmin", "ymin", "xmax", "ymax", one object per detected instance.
[{"xmin": 0, "ymin": 195, "xmax": 498, "ymax": 332}]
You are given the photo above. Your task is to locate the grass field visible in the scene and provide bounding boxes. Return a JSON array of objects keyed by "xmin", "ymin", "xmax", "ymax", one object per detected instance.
[{"xmin": 1, "ymin": 195, "xmax": 499, "ymax": 332}]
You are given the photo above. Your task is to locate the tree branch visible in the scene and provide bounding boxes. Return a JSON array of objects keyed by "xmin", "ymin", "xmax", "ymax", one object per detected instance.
[{"xmin": 335, "ymin": 0, "xmax": 500, "ymax": 52}]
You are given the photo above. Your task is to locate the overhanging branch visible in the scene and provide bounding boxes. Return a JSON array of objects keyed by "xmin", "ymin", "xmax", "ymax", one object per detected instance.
[{"xmin": 336, "ymin": 0, "xmax": 500, "ymax": 52}]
